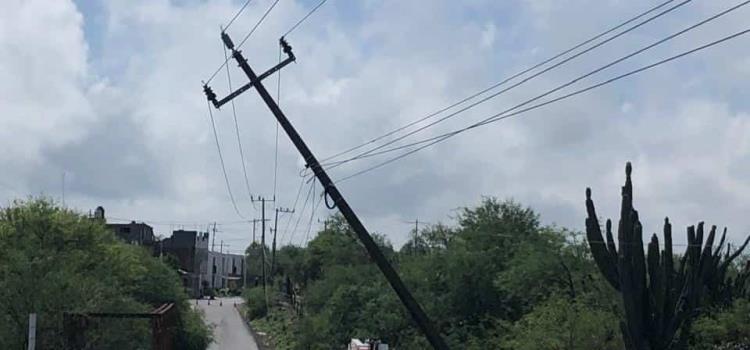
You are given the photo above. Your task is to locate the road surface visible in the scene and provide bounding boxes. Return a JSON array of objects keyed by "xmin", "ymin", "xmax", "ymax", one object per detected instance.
[{"xmin": 195, "ymin": 297, "xmax": 260, "ymax": 350}]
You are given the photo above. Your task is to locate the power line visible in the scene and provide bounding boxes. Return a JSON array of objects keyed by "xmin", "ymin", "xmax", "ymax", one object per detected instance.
[
  {"xmin": 238, "ymin": 0, "xmax": 281, "ymax": 49},
  {"xmin": 283, "ymin": 0, "xmax": 329, "ymax": 38},
  {"xmin": 206, "ymin": 100, "xmax": 248, "ymax": 219},
  {"xmin": 336, "ymin": 25, "xmax": 750, "ymax": 183},
  {"xmin": 335, "ymin": 0, "xmax": 749, "ymax": 174},
  {"xmin": 279, "ymin": 176, "xmax": 307, "ymax": 244},
  {"xmin": 305, "ymin": 193, "xmax": 325, "ymax": 245},
  {"xmin": 205, "ymin": 0, "xmax": 281, "ymax": 84},
  {"xmin": 224, "ymin": 0, "xmax": 253, "ymax": 30},
  {"xmin": 322, "ymin": 0, "xmax": 693, "ymax": 170},
  {"xmin": 223, "ymin": 42, "xmax": 257, "ymax": 208},
  {"xmin": 287, "ymin": 179, "xmax": 315, "ymax": 245},
  {"xmin": 106, "ymin": 217, "xmax": 249, "ymax": 226},
  {"xmin": 318, "ymin": 0, "xmax": 686, "ymax": 166}
]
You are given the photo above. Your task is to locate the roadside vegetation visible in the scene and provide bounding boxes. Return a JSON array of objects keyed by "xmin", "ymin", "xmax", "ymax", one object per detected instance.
[
  {"xmin": 244, "ymin": 196, "xmax": 750, "ymax": 349},
  {"xmin": 0, "ymin": 198, "xmax": 212, "ymax": 349}
]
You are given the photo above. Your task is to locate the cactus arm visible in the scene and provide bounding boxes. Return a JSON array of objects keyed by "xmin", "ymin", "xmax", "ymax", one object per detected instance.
[{"xmin": 585, "ymin": 188, "xmax": 621, "ymax": 290}]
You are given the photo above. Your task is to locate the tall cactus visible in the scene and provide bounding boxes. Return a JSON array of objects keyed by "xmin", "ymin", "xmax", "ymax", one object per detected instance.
[{"xmin": 585, "ymin": 163, "xmax": 750, "ymax": 350}]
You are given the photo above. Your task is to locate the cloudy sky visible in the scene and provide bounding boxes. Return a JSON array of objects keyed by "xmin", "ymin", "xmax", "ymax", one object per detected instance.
[{"xmin": 2, "ymin": 0, "xmax": 750, "ymax": 252}]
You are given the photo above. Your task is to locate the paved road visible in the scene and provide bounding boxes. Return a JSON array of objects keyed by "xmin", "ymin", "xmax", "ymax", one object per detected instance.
[{"xmin": 195, "ymin": 297, "xmax": 260, "ymax": 350}]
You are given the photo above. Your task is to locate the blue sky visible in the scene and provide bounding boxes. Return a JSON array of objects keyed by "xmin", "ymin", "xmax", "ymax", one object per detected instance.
[{"xmin": 3, "ymin": 0, "xmax": 750, "ymax": 252}]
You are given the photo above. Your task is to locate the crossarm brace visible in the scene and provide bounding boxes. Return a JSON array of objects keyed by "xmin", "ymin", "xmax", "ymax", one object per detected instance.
[{"xmin": 204, "ymin": 35, "xmax": 296, "ymax": 109}]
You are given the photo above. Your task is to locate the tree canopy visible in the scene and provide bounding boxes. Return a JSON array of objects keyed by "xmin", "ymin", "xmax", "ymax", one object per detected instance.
[{"xmin": 0, "ymin": 198, "xmax": 211, "ymax": 349}]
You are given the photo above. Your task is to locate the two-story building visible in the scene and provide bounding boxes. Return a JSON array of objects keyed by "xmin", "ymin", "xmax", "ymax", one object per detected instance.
[
  {"xmin": 161, "ymin": 230, "xmax": 209, "ymax": 297},
  {"xmin": 97, "ymin": 206, "xmax": 157, "ymax": 248},
  {"xmin": 207, "ymin": 251, "xmax": 245, "ymax": 290}
]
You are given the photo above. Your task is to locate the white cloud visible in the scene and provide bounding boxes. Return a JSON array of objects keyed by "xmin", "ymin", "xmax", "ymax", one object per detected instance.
[
  {"xmin": 3, "ymin": 0, "xmax": 750, "ymax": 251},
  {"xmin": 0, "ymin": 0, "xmax": 93, "ymax": 165}
]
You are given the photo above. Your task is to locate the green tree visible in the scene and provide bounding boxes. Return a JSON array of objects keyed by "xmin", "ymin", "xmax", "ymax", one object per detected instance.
[
  {"xmin": 0, "ymin": 198, "xmax": 211, "ymax": 349},
  {"xmin": 503, "ymin": 295, "xmax": 623, "ymax": 350}
]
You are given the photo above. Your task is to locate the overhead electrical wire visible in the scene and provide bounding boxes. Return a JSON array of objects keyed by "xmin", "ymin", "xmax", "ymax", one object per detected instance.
[
  {"xmin": 107, "ymin": 217, "xmax": 250, "ymax": 226},
  {"xmin": 335, "ymin": 25, "xmax": 750, "ymax": 183},
  {"xmin": 287, "ymin": 179, "xmax": 316, "ymax": 245},
  {"xmin": 237, "ymin": 0, "xmax": 281, "ymax": 54},
  {"xmin": 283, "ymin": 0, "xmax": 329, "ymax": 38},
  {"xmin": 205, "ymin": 0, "xmax": 282, "ymax": 85},
  {"xmin": 318, "ymin": 0, "xmax": 684, "ymax": 165},
  {"xmin": 224, "ymin": 0, "xmax": 253, "ymax": 30},
  {"xmin": 223, "ymin": 44, "xmax": 258, "ymax": 209},
  {"xmin": 329, "ymin": 0, "xmax": 750, "ymax": 178},
  {"xmin": 320, "ymin": 0, "xmax": 692, "ymax": 170},
  {"xmin": 279, "ymin": 176, "xmax": 307, "ymax": 244},
  {"xmin": 305, "ymin": 194, "xmax": 325, "ymax": 245},
  {"xmin": 206, "ymin": 100, "xmax": 248, "ymax": 219}
]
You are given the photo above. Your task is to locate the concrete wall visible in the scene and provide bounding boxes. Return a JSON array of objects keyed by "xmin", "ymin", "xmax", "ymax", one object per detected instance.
[
  {"xmin": 107, "ymin": 222, "xmax": 155, "ymax": 246},
  {"xmin": 207, "ymin": 251, "xmax": 245, "ymax": 290},
  {"xmin": 162, "ymin": 230, "xmax": 210, "ymax": 297}
]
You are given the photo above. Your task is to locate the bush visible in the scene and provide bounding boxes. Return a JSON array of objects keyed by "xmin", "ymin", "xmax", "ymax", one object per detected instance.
[
  {"xmin": 502, "ymin": 295, "xmax": 623, "ymax": 350},
  {"xmin": 243, "ymin": 287, "xmax": 268, "ymax": 320},
  {"xmin": 690, "ymin": 300, "xmax": 750, "ymax": 349},
  {"xmin": 178, "ymin": 307, "xmax": 213, "ymax": 350}
]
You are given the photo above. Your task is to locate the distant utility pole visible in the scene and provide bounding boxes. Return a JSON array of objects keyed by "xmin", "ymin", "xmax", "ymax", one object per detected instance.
[
  {"xmin": 414, "ymin": 219, "xmax": 419, "ymax": 255},
  {"xmin": 212, "ymin": 222, "xmax": 217, "ymax": 252},
  {"xmin": 404, "ymin": 219, "xmax": 424, "ymax": 255},
  {"xmin": 61, "ymin": 172, "xmax": 65, "ymax": 207},
  {"xmin": 243, "ymin": 255, "xmax": 247, "ymax": 289},
  {"xmin": 252, "ymin": 196, "xmax": 274, "ymax": 308},
  {"xmin": 203, "ymin": 33, "xmax": 448, "ymax": 349},
  {"xmin": 248, "ymin": 218, "xmax": 268, "ymax": 244},
  {"xmin": 272, "ymin": 207, "xmax": 294, "ymax": 274},
  {"xmin": 220, "ymin": 240, "xmax": 224, "ymax": 288},
  {"xmin": 317, "ymin": 218, "xmax": 329, "ymax": 232}
]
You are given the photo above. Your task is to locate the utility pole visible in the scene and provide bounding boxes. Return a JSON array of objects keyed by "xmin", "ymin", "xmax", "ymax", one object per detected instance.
[
  {"xmin": 247, "ymin": 217, "xmax": 269, "ymax": 290},
  {"xmin": 414, "ymin": 218, "xmax": 419, "ymax": 255},
  {"xmin": 252, "ymin": 196, "xmax": 274, "ymax": 307},
  {"xmin": 220, "ymin": 240, "xmax": 224, "ymax": 289},
  {"xmin": 211, "ymin": 222, "xmax": 217, "ymax": 252},
  {"xmin": 243, "ymin": 255, "xmax": 247, "ymax": 289},
  {"xmin": 248, "ymin": 218, "xmax": 269, "ymax": 244},
  {"xmin": 272, "ymin": 207, "xmax": 294, "ymax": 274},
  {"xmin": 203, "ymin": 33, "xmax": 449, "ymax": 349},
  {"xmin": 61, "ymin": 172, "xmax": 65, "ymax": 207},
  {"xmin": 317, "ymin": 217, "xmax": 329, "ymax": 232},
  {"xmin": 261, "ymin": 197, "xmax": 266, "ymax": 302},
  {"xmin": 404, "ymin": 219, "xmax": 430, "ymax": 254}
]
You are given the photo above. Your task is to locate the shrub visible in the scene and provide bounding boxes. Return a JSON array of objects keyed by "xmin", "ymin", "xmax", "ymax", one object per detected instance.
[{"xmin": 243, "ymin": 287, "xmax": 268, "ymax": 320}]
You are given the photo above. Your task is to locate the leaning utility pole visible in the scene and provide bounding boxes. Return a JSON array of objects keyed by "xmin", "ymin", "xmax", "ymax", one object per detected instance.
[
  {"xmin": 203, "ymin": 33, "xmax": 449, "ymax": 349},
  {"xmin": 272, "ymin": 207, "xmax": 294, "ymax": 274}
]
